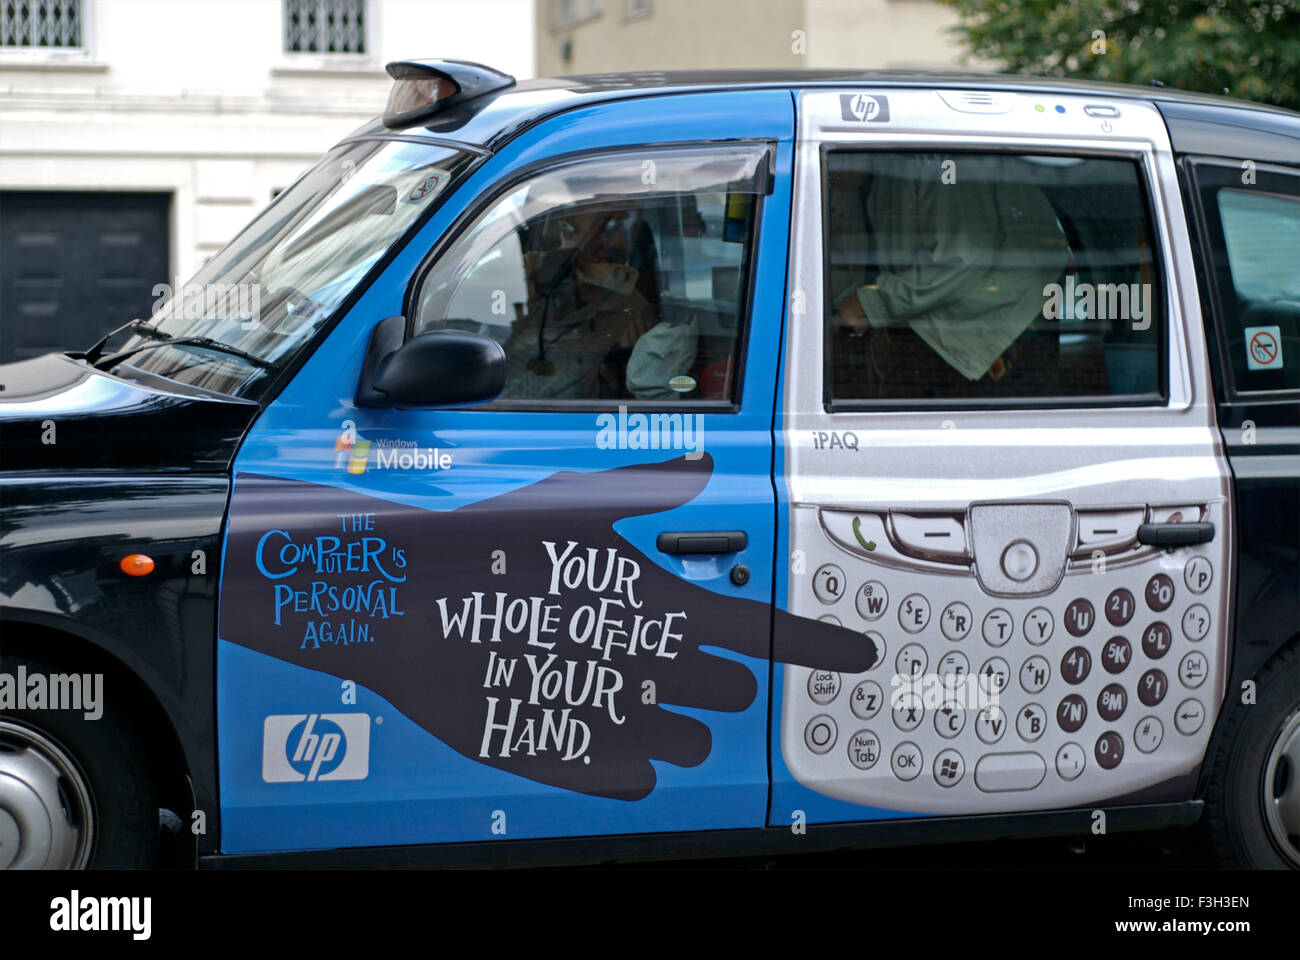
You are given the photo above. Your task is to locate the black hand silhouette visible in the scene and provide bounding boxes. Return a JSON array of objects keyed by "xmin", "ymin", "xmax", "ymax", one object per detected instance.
[{"xmin": 221, "ymin": 453, "xmax": 874, "ymax": 800}]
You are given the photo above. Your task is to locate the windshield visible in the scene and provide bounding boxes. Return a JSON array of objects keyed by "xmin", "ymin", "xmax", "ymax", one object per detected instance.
[{"xmin": 113, "ymin": 138, "xmax": 475, "ymax": 398}]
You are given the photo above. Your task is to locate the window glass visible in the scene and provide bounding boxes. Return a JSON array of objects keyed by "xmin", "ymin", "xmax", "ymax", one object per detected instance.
[
  {"xmin": 415, "ymin": 146, "xmax": 767, "ymax": 403},
  {"xmin": 826, "ymin": 152, "xmax": 1163, "ymax": 404},
  {"xmin": 0, "ymin": 0, "xmax": 82, "ymax": 49},
  {"xmin": 117, "ymin": 140, "xmax": 474, "ymax": 399},
  {"xmin": 1213, "ymin": 185, "xmax": 1300, "ymax": 391},
  {"xmin": 284, "ymin": 0, "xmax": 366, "ymax": 54}
]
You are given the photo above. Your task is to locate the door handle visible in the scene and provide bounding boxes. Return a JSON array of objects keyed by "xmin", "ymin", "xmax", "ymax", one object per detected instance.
[
  {"xmin": 1136, "ymin": 521, "xmax": 1215, "ymax": 546},
  {"xmin": 656, "ymin": 530, "xmax": 748, "ymax": 555}
]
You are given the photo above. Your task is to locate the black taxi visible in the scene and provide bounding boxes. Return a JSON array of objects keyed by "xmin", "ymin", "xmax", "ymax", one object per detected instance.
[{"xmin": 1, "ymin": 61, "xmax": 1297, "ymax": 869}]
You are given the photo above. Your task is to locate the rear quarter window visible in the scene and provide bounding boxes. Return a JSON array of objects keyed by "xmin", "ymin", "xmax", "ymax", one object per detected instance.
[
  {"xmin": 1188, "ymin": 158, "xmax": 1300, "ymax": 395},
  {"xmin": 1212, "ymin": 183, "xmax": 1300, "ymax": 392}
]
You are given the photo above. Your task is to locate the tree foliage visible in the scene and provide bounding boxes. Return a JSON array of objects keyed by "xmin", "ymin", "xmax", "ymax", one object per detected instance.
[{"xmin": 938, "ymin": 1, "xmax": 1299, "ymax": 110}]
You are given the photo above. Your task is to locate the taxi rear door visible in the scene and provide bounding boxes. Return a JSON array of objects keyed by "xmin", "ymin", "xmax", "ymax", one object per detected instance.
[{"xmin": 771, "ymin": 88, "xmax": 1233, "ymax": 825}]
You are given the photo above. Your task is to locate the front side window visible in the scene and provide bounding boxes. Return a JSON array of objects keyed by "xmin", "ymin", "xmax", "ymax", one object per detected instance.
[
  {"xmin": 414, "ymin": 145, "xmax": 768, "ymax": 404},
  {"xmin": 117, "ymin": 139, "xmax": 475, "ymax": 398},
  {"xmin": 826, "ymin": 151, "xmax": 1164, "ymax": 406}
]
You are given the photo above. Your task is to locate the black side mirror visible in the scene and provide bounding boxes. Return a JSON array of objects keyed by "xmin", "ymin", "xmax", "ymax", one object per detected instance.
[{"xmin": 360, "ymin": 319, "xmax": 505, "ymax": 408}]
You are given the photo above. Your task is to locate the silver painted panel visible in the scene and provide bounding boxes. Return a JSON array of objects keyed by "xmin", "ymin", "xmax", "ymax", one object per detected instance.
[{"xmin": 779, "ymin": 88, "xmax": 1233, "ymax": 815}]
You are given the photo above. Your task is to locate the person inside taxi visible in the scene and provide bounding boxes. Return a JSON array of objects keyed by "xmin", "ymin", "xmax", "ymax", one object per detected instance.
[
  {"xmin": 830, "ymin": 154, "xmax": 1068, "ymax": 396},
  {"xmin": 502, "ymin": 196, "xmax": 697, "ymax": 401}
]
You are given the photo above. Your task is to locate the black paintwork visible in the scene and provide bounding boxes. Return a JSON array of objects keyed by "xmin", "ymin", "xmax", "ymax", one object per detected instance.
[
  {"xmin": 201, "ymin": 800, "xmax": 1203, "ymax": 869},
  {"xmin": 1217, "ymin": 400, "xmax": 1300, "ymax": 687},
  {"xmin": 1159, "ymin": 100, "xmax": 1300, "ymax": 168},
  {"xmin": 1169, "ymin": 149, "xmax": 1300, "ymax": 724},
  {"xmin": 0, "ymin": 354, "xmax": 258, "ymax": 473},
  {"xmin": 372, "ymin": 329, "xmax": 506, "ymax": 408},
  {"xmin": 0, "ymin": 355, "xmax": 256, "ymax": 856},
  {"xmin": 0, "ymin": 476, "xmax": 232, "ymax": 855}
]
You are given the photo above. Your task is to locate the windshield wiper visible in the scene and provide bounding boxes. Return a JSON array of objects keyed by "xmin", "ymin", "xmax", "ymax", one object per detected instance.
[
  {"xmin": 82, "ymin": 318, "xmax": 166, "ymax": 364},
  {"xmin": 94, "ymin": 335, "xmax": 277, "ymax": 372}
]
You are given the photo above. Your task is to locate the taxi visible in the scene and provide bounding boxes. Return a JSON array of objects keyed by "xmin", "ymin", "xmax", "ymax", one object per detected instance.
[{"xmin": 1, "ymin": 60, "xmax": 1297, "ymax": 869}]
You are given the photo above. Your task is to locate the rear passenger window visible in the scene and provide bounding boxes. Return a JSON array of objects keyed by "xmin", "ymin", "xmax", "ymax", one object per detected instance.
[
  {"xmin": 413, "ymin": 146, "xmax": 768, "ymax": 404},
  {"xmin": 825, "ymin": 151, "xmax": 1164, "ymax": 406}
]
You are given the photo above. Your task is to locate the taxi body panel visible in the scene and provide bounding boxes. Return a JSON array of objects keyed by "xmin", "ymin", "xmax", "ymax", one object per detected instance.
[
  {"xmin": 215, "ymin": 89, "xmax": 798, "ymax": 852},
  {"xmin": 0, "ymin": 68, "xmax": 1296, "ymax": 867}
]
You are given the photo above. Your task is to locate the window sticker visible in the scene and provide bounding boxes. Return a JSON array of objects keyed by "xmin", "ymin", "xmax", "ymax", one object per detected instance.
[
  {"xmin": 1244, "ymin": 325, "xmax": 1283, "ymax": 371},
  {"xmin": 404, "ymin": 169, "xmax": 452, "ymax": 204}
]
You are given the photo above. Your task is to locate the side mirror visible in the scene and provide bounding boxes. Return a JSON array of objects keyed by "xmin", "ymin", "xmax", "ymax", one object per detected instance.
[{"xmin": 361, "ymin": 320, "xmax": 505, "ymax": 409}]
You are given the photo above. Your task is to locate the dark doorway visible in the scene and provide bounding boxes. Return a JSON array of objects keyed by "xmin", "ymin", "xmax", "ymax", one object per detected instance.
[{"xmin": 0, "ymin": 191, "xmax": 170, "ymax": 363}]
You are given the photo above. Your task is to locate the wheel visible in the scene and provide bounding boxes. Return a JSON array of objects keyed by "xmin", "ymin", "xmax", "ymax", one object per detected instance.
[
  {"xmin": 0, "ymin": 653, "xmax": 159, "ymax": 868},
  {"xmin": 1204, "ymin": 640, "xmax": 1300, "ymax": 868}
]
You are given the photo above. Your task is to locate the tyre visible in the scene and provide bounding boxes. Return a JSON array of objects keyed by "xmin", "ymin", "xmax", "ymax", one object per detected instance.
[
  {"xmin": 1204, "ymin": 640, "xmax": 1300, "ymax": 868},
  {"xmin": 0, "ymin": 652, "xmax": 158, "ymax": 868}
]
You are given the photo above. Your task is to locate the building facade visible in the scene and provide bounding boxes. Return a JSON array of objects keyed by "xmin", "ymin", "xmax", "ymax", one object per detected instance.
[
  {"xmin": 0, "ymin": 0, "xmax": 534, "ymax": 362},
  {"xmin": 536, "ymin": 0, "xmax": 977, "ymax": 76}
]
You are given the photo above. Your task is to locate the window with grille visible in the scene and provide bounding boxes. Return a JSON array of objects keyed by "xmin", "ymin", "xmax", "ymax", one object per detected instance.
[
  {"xmin": 1, "ymin": 0, "xmax": 83, "ymax": 49},
  {"xmin": 284, "ymin": 0, "xmax": 367, "ymax": 55}
]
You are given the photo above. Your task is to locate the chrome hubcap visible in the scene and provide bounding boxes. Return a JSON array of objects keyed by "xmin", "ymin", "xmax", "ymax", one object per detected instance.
[
  {"xmin": 0, "ymin": 720, "xmax": 94, "ymax": 869},
  {"xmin": 1263, "ymin": 707, "xmax": 1300, "ymax": 868}
]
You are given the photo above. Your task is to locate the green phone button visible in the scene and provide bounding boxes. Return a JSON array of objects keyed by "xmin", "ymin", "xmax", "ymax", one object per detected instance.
[{"xmin": 851, "ymin": 516, "xmax": 876, "ymax": 551}]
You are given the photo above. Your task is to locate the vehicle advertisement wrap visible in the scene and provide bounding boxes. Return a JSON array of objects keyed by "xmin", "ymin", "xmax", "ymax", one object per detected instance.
[
  {"xmin": 220, "ymin": 458, "xmax": 870, "ymax": 809},
  {"xmin": 214, "ymin": 91, "xmax": 864, "ymax": 853},
  {"xmin": 767, "ymin": 89, "xmax": 1233, "ymax": 824}
]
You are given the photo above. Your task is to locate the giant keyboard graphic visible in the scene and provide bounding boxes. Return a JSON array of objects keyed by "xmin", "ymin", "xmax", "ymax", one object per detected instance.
[{"xmin": 783, "ymin": 501, "xmax": 1227, "ymax": 813}]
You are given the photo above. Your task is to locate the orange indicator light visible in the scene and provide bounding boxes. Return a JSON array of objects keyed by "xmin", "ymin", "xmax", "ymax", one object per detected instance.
[{"xmin": 120, "ymin": 554, "xmax": 155, "ymax": 577}]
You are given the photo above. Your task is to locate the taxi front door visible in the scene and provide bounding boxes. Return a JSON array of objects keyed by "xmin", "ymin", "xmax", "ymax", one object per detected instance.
[{"xmin": 214, "ymin": 90, "xmax": 869, "ymax": 856}]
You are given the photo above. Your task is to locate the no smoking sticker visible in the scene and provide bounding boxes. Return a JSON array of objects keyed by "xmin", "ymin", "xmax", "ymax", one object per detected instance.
[
  {"xmin": 403, "ymin": 169, "xmax": 452, "ymax": 204},
  {"xmin": 1244, "ymin": 325, "xmax": 1283, "ymax": 371}
]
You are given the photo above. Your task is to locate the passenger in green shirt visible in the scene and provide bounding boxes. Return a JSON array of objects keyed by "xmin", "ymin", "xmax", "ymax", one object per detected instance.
[{"xmin": 832, "ymin": 154, "xmax": 1068, "ymax": 384}]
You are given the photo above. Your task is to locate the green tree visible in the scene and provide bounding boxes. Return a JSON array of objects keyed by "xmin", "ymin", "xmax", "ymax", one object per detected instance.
[{"xmin": 938, "ymin": 0, "xmax": 1300, "ymax": 110}]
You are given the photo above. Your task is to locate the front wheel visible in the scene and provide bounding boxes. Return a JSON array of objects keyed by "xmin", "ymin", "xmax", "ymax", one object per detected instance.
[
  {"xmin": 1203, "ymin": 640, "xmax": 1300, "ymax": 868},
  {"xmin": 0, "ymin": 653, "xmax": 159, "ymax": 869}
]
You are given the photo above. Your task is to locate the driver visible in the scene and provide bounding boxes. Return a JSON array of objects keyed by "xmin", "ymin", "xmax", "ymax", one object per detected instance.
[{"xmin": 502, "ymin": 201, "xmax": 656, "ymax": 400}]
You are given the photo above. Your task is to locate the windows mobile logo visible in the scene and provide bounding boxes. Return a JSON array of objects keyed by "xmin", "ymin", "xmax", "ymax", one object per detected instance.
[{"xmin": 333, "ymin": 420, "xmax": 454, "ymax": 474}]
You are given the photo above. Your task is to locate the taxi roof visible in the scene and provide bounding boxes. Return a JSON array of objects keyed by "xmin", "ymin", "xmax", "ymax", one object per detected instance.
[{"xmin": 345, "ymin": 67, "xmax": 1300, "ymax": 164}]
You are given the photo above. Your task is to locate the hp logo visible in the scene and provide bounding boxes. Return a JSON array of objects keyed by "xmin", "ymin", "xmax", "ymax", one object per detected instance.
[
  {"xmin": 262, "ymin": 713, "xmax": 370, "ymax": 783},
  {"xmin": 839, "ymin": 94, "xmax": 890, "ymax": 123}
]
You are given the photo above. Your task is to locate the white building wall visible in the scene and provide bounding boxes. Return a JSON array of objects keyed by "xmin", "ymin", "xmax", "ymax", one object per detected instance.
[{"xmin": 0, "ymin": 0, "xmax": 535, "ymax": 282}]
